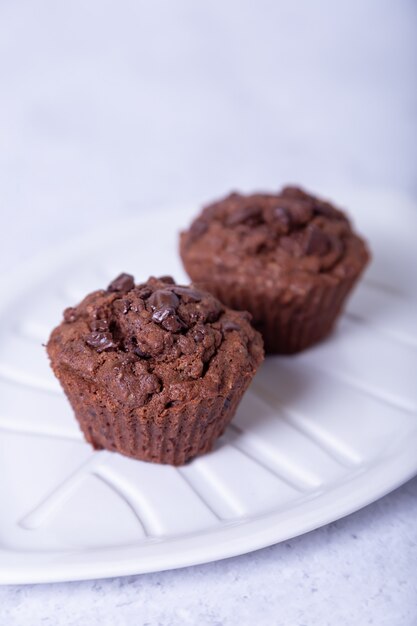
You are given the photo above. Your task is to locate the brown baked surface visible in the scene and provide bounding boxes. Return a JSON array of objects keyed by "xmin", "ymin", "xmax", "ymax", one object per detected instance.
[
  {"xmin": 180, "ymin": 186, "xmax": 370, "ymax": 353},
  {"xmin": 47, "ymin": 275, "xmax": 264, "ymax": 465}
]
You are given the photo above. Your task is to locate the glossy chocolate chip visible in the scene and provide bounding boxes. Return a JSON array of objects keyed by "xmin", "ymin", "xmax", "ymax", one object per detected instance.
[
  {"xmin": 172, "ymin": 285, "xmax": 202, "ymax": 302},
  {"xmin": 107, "ymin": 273, "xmax": 135, "ymax": 293},
  {"xmin": 63, "ymin": 307, "xmax": 77, "ymax": 323},
  {"xmin": 193, "ymin": 325, "xmax": 206, "ymax": 342},
  {"xmin": 150, "ymin": 305, "xmax": 186, "ymax": 333},
  {"xmin": 152, "ymin": 307, "xmax": 173, "ymax": 323},
  {"xmin": 85, "ymin": 331, "xmax": 117, "ymax": 352},
  {"xmin": 90, "ymin": 319, "xmax": 109, "ymax": 332},
  {"xmin": 134, "ymin": 346, "xmax": 151, "ymax": 359},
  {"xmin": 161, "ymin": 314, "xmax": 187, "ymax": 333},
  {"xmin": 113, "ymin": 299, "xmax": 130, "ymax": 314},
  {"xmin": 148, "ymin": 289, "xmax": 180, "ymax": 311}
]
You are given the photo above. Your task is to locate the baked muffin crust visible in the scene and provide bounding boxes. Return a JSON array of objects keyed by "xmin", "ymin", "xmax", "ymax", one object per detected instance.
[
  {"xmin": 47, "ymin": 275, "xmax": 264, "ymax": 464},
  {"xmin": 180, "ymin": 186, "xmax": 370, "ymax": 352}
]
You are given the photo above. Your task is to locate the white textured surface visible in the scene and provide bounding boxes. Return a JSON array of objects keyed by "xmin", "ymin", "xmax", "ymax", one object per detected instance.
[{"xmin": 0, "ymin": 0, "xmax": 416, "ymax": 623}]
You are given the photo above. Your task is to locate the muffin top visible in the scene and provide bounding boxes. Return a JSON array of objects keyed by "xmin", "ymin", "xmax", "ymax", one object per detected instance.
[
  {"xmin": 180, "ymin": 186, "xmax": 370, "ymax": 292},
  {"xmin": 47, "ymin": 275, "xmax": 263, "ymax": 412}
]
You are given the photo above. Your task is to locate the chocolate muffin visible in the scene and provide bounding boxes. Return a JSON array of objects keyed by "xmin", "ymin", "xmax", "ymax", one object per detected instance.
[
  {"xmin": 180, "ymin": 186, "xmax": 370, "ymax": 354},
  {"xmin": 47, "ymin": 274, "xmax": 264, "ymax": 465}
]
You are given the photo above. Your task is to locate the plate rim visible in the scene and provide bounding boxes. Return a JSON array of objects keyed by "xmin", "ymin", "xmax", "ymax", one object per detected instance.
[{"xmin": 1, "ymin": 435, "xmax": 416, "ymax": 584}]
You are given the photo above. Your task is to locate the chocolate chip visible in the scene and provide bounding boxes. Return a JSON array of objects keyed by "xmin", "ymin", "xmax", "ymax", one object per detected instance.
[
  {"xmin": 63, "ymin": 307, "xmax": 77, "ymax": 323},
  {"xmin": 85, "ymin": 331, "xmax": 117, "ymax": 352},
  {"xmin": 304, "ymin": 225, "xmax": 330, "ymax": 256},
  {"xmin": 172, "ymin": 285, "xmax": 202, "ymax": 302},
  {"xmin": 161, "ymin": 314, "xmax": 187, "ymax": 333},
  {"xmin": 107, "ymin": 273, "xmax": 134, "ymax": 293},
  {"xmin": 158, "ymin": 275, "xmax": 175, "ymax": 284},
  {"xmin": 148, "ymin": 289, "xmax": 180, "ymax": 311},
  {"xmin": 134, "ymin": 346, "xmax": 151, "ymax": 359},
  {"xmin": 226, "ymin": 205, "xmax": 262, "ymax": 226},
  {"xmin": 150, "ymin": 304, "xmax": 187, "ymax": 332},
  {"xmin": 152, "ymin": 307, "xmax": 174, "ymax": 323},
  {"xmin": 113, "ymin": 299, "xmax": 130, "ymax": 314},
  {"xmin": 137, "ymin": 287, "xmax": 152, "ymax": 299},
  {"xmin": 193, "ymin": 325, "xmax": 206, "ymax": 342},
  {"xmin": 222, "ymin": 321, "xmax": 241, "ymax": 332},
  {"xmin": 90, "ymin": 319, "xmax": 109, "ymax": 332}
]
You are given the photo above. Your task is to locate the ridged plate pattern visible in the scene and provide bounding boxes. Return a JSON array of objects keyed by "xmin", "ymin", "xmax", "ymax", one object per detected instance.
[{"xmin": 1, "ymin": 198, "xmax": 416, "ymax": 583}]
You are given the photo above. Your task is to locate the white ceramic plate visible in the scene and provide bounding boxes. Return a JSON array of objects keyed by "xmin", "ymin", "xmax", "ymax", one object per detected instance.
[{"xmin": 1, "ymin": 193, "xmax": 416, "ymax": 584}]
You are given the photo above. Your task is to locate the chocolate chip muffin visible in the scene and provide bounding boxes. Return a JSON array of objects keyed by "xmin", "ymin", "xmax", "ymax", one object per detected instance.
[
  {"xmin": 47, "ymin": 274, "xmax": 264, "ymax": 465},
  {"xmin": 180, "ymin": 186, "xmax": 370, "ymax": 354}
]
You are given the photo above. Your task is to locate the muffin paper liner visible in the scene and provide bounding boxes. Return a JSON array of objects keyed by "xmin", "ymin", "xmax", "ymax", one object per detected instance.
[
  {"xmin": 53, "ymin": 366, "xmax": 253, "ymax": 465},
  {"xmin": 193, "ymin": 272, "xmax": 361, "ymax": 354}
]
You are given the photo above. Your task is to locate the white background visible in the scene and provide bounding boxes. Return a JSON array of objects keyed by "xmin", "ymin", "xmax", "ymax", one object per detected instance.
[{"xmin": 0, "ymin": 1, "xmax": 416, "ymax": 624}]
